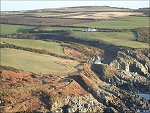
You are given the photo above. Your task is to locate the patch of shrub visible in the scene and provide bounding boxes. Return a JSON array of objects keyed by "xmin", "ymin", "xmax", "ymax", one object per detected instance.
[
  {"xmin": 91, "ymin": 64, "xmax": 116, "ymax": 80},
  {"xmin": 64, "ymin": 43, "xmax": 103, "ymax": 58},
  {"xmin": 0, "ymin": 65, "xmax": 20, "ymax": 72},
  {"xmin": 0, "ymin": 33, "xmax": 37, "ymax": 39},
  {"xmin": 135, "ymin": 27, "xmax": 150, "ymax": 43}
]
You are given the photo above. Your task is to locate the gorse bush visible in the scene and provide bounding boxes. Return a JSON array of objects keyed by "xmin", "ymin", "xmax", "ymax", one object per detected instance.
[{"xmin": 1, "ymin": 33, "xmax": 37, "ymax": 39}]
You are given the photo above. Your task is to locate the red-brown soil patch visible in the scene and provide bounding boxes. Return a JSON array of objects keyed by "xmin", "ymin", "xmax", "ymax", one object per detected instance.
[
  {"xmin": 64, "ymin": 47, "xmax": 87, "ymax": 61},
  {"xmin": 80, "ymin": 63, "xmax": 105, "ymax": 88},
  {"xmin": 83, "ymin": 63, "xmax": 98, "ymax": 79},
  {"xmin": 0, "ymin": 70, "xmax": 45, "ymax": 112},
  {"xmin": 1, "ymin": 16, "xmax": 90, "ymax": 26},
  {"xmin": 0, "ymin": 69, "xmax": 88, "ymax": 112},
  {"xmin": 49, "ymin": 80, "xmax": 87, "ymax": 96},
  {"xmin": 0, "ymin": 70, "xmax": 41, "ymax": 88}
]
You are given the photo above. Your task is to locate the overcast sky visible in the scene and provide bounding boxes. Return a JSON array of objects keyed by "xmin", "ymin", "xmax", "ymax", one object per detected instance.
[{"xmin": 1, "ymin": 1, "xmax": 149, "ymax": 11}]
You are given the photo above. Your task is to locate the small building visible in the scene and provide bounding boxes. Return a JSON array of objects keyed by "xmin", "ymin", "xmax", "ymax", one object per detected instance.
[
  {"xmin": 88, "ymin": 56, "xmax": 102, "ymax": 64},
  {"xmin": 93, "ymin": 56, "xmax": 101, "ymax": 64},
  {"xmin": 82, "ymin": 28, "xmax": 97, "ymax": 32}
]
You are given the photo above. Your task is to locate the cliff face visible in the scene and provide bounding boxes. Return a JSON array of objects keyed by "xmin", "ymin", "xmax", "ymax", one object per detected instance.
[
  {"xmin": 110, "ymin": 49, "xmax": 149, "ymax": 77},
  {"xmin": 0, "ymin": 48, "xmax": 149, "ymax": 113}
]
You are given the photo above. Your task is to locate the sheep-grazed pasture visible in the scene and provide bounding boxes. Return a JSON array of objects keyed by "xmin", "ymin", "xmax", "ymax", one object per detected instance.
[
  {"xmin": 72, "ymin": 16, "xmax": 149, "ymax": 29},
  {"xmin": 70, "ymin": 31, "xmax": 149, "ymax": 48},
  {"xmin": 0, "ymin": 24, "xmax": 35, "ymax": 35},
  {"xmin": 1, "ymin": 48, "xmax": 78, "ymax": 74},
  {"xmin": 1, "ymin": 38, "xmax": 65, "ymax": 56}
]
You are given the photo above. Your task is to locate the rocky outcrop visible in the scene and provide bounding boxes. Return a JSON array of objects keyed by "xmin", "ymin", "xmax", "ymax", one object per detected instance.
[
  {"xmin": 51, "ymin": 94, "xmax": 104, "ymax": 113},
  {"xmin": 110, "ymin": 50, "xmax": 149, "ymax": 78},
  {"xmin": 123, "ymin": 48, "xmax": 150, "ymax": 73}
]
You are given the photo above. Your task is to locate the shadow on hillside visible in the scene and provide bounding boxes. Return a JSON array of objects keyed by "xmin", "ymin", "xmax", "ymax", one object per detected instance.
[
  {"xmin": 39, "ymin": 91, "xmax": 52, "ymax": 111},
  {"xmin": 132, "ymin": 30, "xmax": 139, "ymax": 41},
  {"xmin": 17, "ymin": 28, "xmax": 31, "ymax": 33},
  {"xmin": 36, "ymin": 31, "xmax": 120, "ymax": 64}
]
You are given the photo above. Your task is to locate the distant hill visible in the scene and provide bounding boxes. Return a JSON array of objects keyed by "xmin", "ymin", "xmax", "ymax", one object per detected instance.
[{"xmin": 31, "ymin": 6, "xmax": 133, "ymax": 12}]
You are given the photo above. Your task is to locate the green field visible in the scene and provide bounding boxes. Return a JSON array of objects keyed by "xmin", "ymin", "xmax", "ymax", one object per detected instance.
[
  {"xmin": 0, "ymin": 24, "xmax": 34, "ymax": 35},
  {"xmin": 1, "ymin": 38, "xmax": 65, "ymax": 56},
  {"xmin": 73, "ymin": 16, "xmax": 149, "ymax": 29},
  {"xmin": 0, "ymin": 48, "xmax": 78, "ymax": 74},
  {"xmin": 41, "ymin": 26, "xmax": 85, "ymax": 31},
  {"xmin": 70, "ymin": 31, "xmax": 149, "ymax": 48}
]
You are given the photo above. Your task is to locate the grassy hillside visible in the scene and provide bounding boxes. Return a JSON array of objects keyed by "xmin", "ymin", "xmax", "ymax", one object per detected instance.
[
  {"xmin": 41, "ymin": 6, "xmax": 132, "ymax": 12},
  {"xmin": 1, "ymin": 38, "xmax": 65, "ymax": 56},
  {"xmin": 72, "ymin": 16, "xmax": 149, "ymax": 29},
  {"xmin": 1, "ymin": 48, "xmax": 78, "ymax": 74},
  {"xmin": 70, "ymin": 31, "xmax": 149, "ymax": 48},
  {"xmin": 0, "ymin": 24, "xmax": 34, "ymax": 35}
]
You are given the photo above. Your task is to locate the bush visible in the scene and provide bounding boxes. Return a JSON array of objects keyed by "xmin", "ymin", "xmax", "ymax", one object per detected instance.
[
  {"xmin": 0, "ymin": 33, "xmax": 37, "ymax": 39},
  {"xmin": 136, "ymin": 27, "xmax": 150, "ymax": 43}
]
